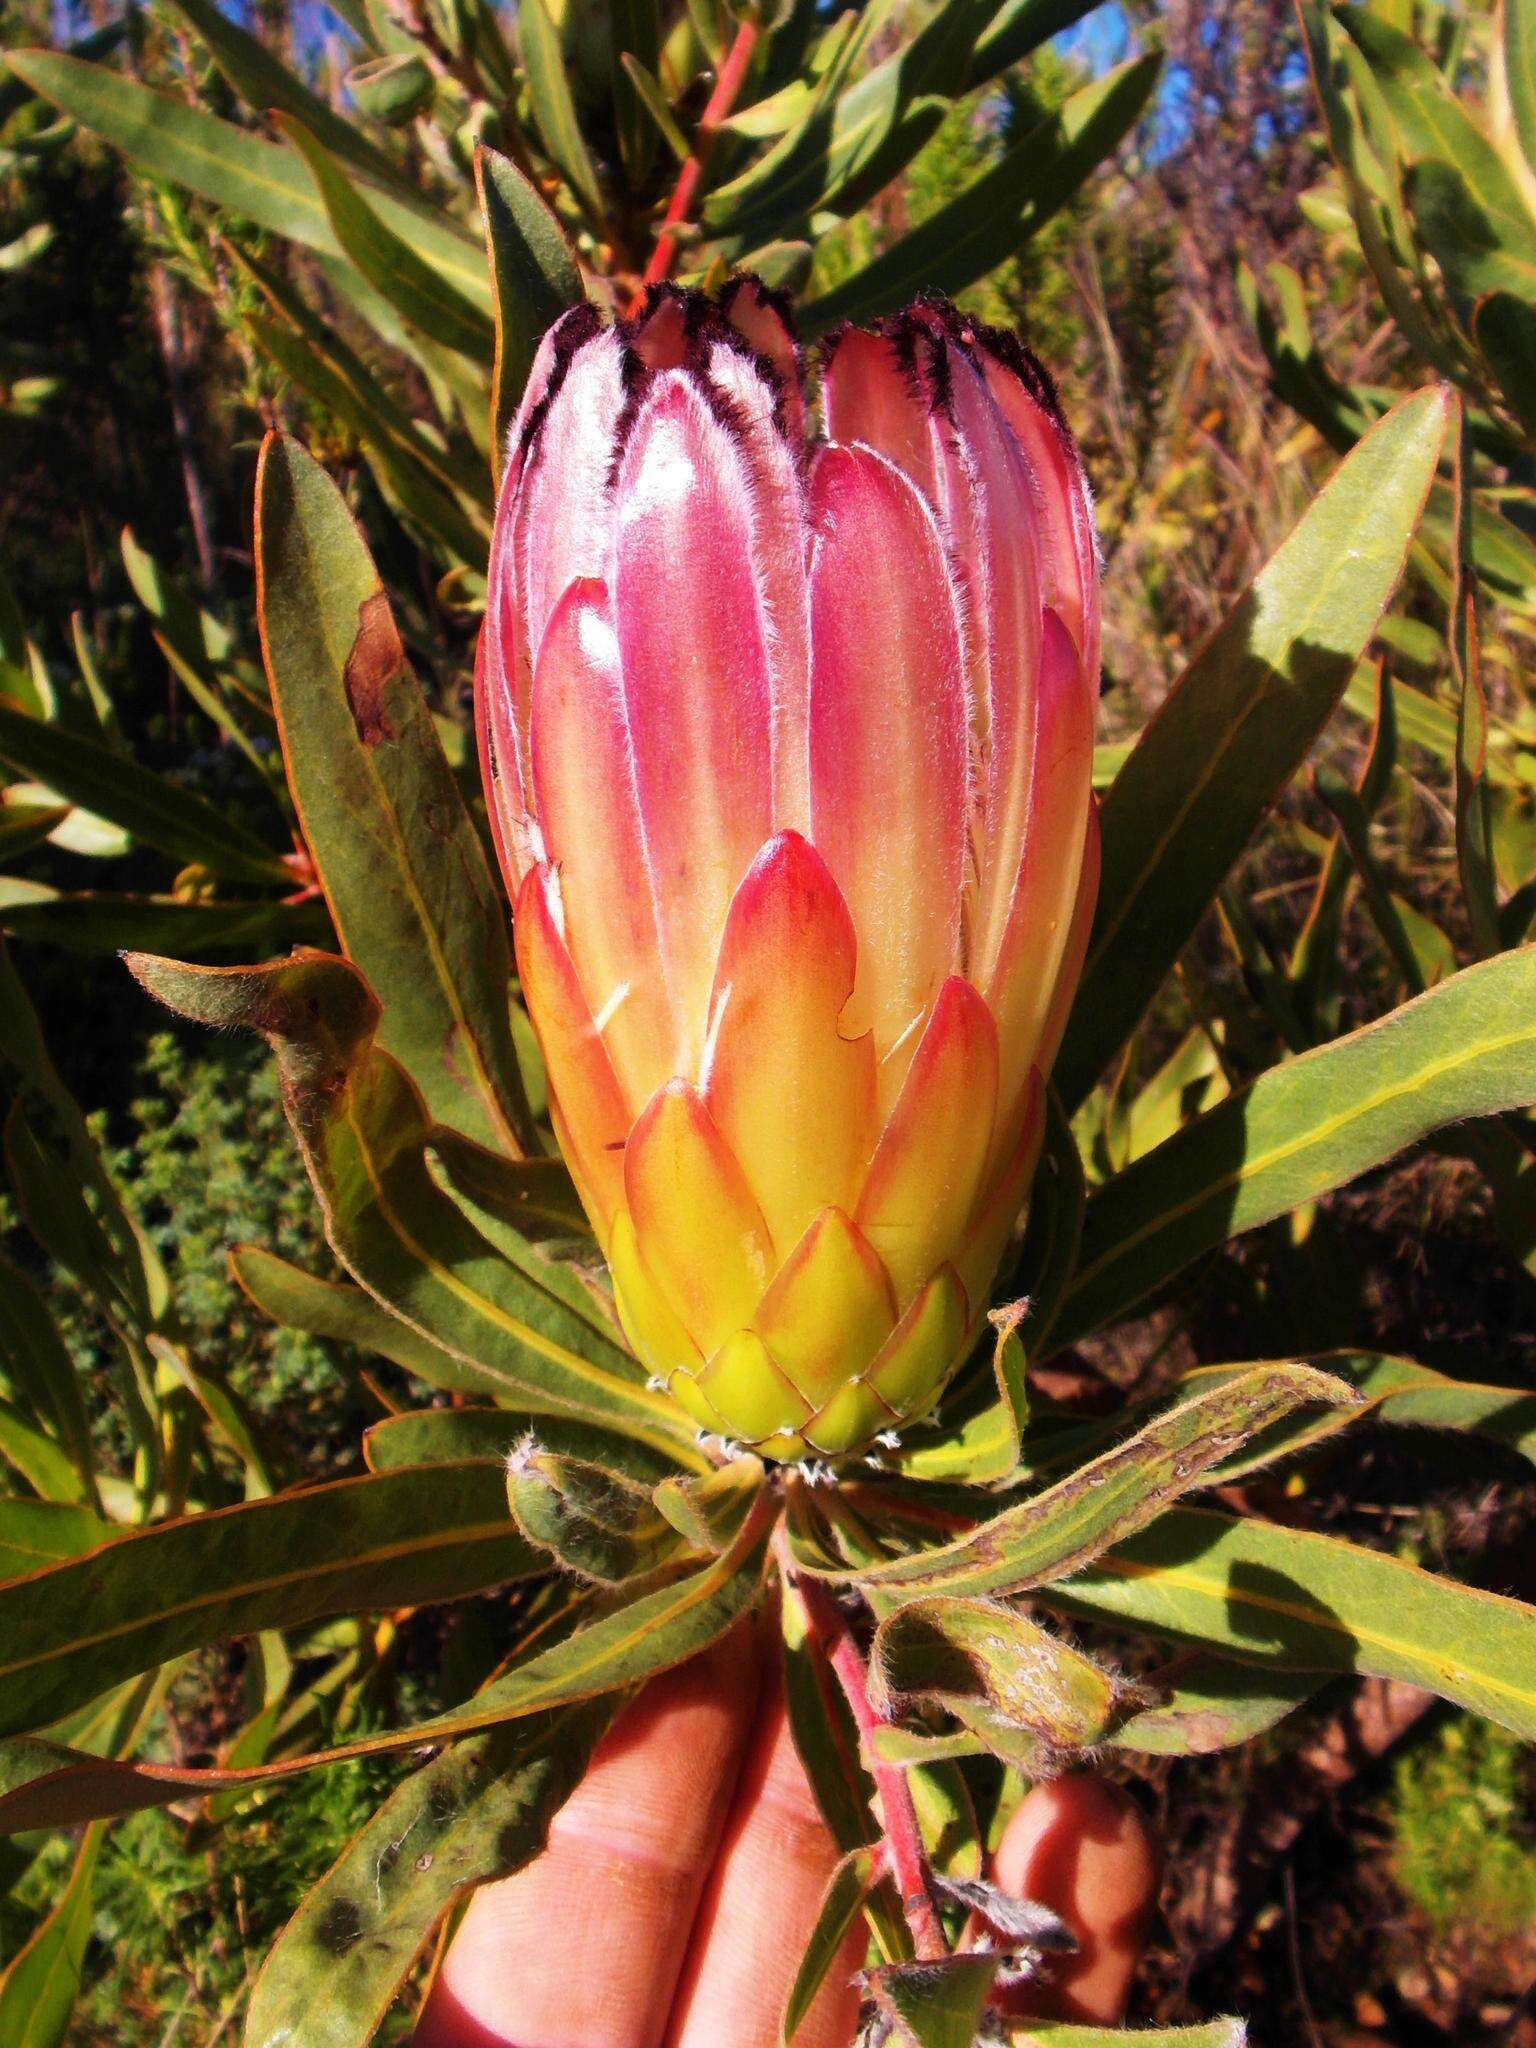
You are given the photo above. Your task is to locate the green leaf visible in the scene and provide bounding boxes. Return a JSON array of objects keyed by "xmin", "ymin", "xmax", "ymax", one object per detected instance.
[
  {"xmin": 1475, "ymin": 291, "xmax": 1536, "ymax": 443},
  {"xmin": 799, "ymin": 54, "xmax": 1159, "ymax": 333},
  {"xmin": 508, "ymin": 1446, "xmax": 683, "ymax": 1582},
  {"xmin": 278, "ymin": 115, "xmax": 495, "ymax": 364},
  {"xmin": 1502, "ymin": 0, "xmax": 1536, "ymax": 181},
  {"xmin": 0, "ymin": 887, "xmax": 326, "ymax": 958},
  {"xmin": 232, "ymin": 1244, "xmax": 484, "ymax": 1390},
  {"xmin": 0, "ymin": 1822, "xmax": 101, "ymax": 2047},
  {"xmin": 0, "ymin": 940, "xmax": 154, "ymax": 1315},
  {"xmin": 2, "ymin": 52, "xmax": 491, "ymax": 308},
  {"xmin": 1451, "ymin": 406, "xmax": 1501, "ymax": 955},
  {"xmin": 1055, "ymin": 947, "xmax": 1536, "ymax": 1347},
  {"xmin": 1180, "ymin": 1348, "xmax": 1536, "ymax": 1481},
  {"xmin": 1338, "ymin": 6, "xmax": 1536, "ymax": 284},
  {"xmin": 0, "ymin": 1402, "xmax": 84, "ymax": 1504},
  {"xmin": 870, "ymin": 1596, "xmax": 1120, "ymax": 1751},
  {"xmin": 131, "ymin": 952, "xmax": 694, "ymax": 1459},
  {"xmin": 1054, "ymin": 385, "xmax": 1450, "ymax": 1110},
  {"xmin": 610, "ymin": 0, "xmax": 661, "ymax": 180},
  {"xmin": 254, "ymin": 433, "xmax": 529, "ymax": 1154},
  {"xmin": 866, "ymin": 1953, "xmax": 1000, "ymax": 2048},
  {"xmin": 823, "ymin": 1365, "xmax": 1357, "ymax": 1601},
  {"xmin": 704, "ymin": 0, "xmax": 981, "ymax": 240},
  {"xmin": 245, "ymin": 1698, "xmax": 613, "ymax": 2048},
  {"xmin": 653, "ymin": 1455, "xmax": 766, "ymax": 1553},
  {"xmin": 0, "ymin": 1499, "xmax": 772, "ymax": 1831},
  {"xmin": 965, "ymin": 0, "xmax": 1100, "ymax": 90},
  {"xmin": 1052, "ymin": 1503, "xmax": 1536, "ymax": 1741},
  {"xmin": 0, "ymin": 1254, "xmax": 97, "ymax": 1508},
  {"xmin": 162, "ymin": 0, "xmax": 404, "ymax": 189},
  {"xmin": 1007, "ymin": 2027, "xmax": 1247, "ymax": 2048},
  {"xmin": 363, "ymin": 1404, "xmax": 692, "ymax": 1483},
  {"xmin": 1107, "ymin": 1653, "xmax": 1323, "ymax": 1757},
  {"xmin": 0, "ymin": 701, "xmax": 288, "ymax": 886},
  {"xmin": 781, "ymin": 1847, "xmax": 877, "ymax": 2046},
  {"xmin": 427, "ymin": 1126, "xmax": 590, "ymax": 1247},
  {"xmin": 246, "ymin": 316, "xmax": 489, "ymax": 565},
  {"xmin": 0, "ymin": 793, "xmax": 69, "ymax": 857},
  {"xmin": 0, "ymin": 1499, "xmax": 113, "ymax": 1580},
  {"xmin": 518, "ymin": 0, "xmax": 604, "ymax": 218},
  {"xmin": 475, "ymin": 145, "xmax": 583, "ymax": 478},
  {"xmin": 0, "ymin": 1463, "xmax": 541, "ymax": 1739},
  {"xmin": 619, "ymin": 53, "xmax": 691, "ymax": 164}
]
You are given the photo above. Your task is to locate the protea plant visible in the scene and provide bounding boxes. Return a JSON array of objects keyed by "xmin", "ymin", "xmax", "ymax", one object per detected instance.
[{"xmin": 478, "ymin": 284, "xmax": 1099, "ymax": 1459}]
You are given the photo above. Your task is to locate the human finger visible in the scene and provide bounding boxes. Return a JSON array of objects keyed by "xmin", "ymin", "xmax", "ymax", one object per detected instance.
[
  {"xmin": 415, "ymin": 1623, "xmax": 764, "ymax": 2048},
  {"xmin": 988, "ymin": 1774, "xmax": 1161, "ymax": 2025},
  {"xmin": 664, "ymin": 1683, "xmax": 864, "ymax": 2048}
]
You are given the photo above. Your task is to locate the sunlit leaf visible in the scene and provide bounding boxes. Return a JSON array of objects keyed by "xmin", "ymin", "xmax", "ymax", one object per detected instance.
[
  {"xmin": 1055, "ymin": 947, "xmax": 1536, "ymax": 1347},
  {"xmin": 254, "ymin": 433, "xmax": 530, "ymax": 1154},
  {"xmin": 1055, "ymin": 386, "xmax": 1449, "ymax": 1109}
]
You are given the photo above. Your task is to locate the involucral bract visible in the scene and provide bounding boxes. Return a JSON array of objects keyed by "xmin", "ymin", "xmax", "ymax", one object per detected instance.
[{"xmin": 479, "ymin": 283, "xmax": 1099, "ymax": 1460}]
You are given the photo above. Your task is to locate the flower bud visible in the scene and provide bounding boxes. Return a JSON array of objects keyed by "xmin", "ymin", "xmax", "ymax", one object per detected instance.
[{"xmin": 479, "ymin": 283, "xmax": 1099, "ymax": 1459}]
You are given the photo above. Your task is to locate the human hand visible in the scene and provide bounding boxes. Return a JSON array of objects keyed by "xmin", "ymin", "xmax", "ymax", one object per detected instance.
[{"xmin": 416, "ymin": 1624, "xmax": 1158, "ymax": 2048}]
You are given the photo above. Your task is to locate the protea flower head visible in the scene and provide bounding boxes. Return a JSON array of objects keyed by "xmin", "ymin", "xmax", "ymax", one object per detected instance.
[{"xmin": 479, "ymin": 281, "xmax": 1099, "ymax": 1461}]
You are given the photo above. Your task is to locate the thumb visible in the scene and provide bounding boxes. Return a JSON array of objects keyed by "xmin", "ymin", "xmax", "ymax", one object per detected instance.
[{"xmin": 985, "ymin": 1773, "xmax": 1162, "ymax": 2026}]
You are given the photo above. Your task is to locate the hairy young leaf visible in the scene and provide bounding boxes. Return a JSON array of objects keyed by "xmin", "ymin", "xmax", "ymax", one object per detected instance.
[
  {"xmin": 822, "ymin": 1365, "xmax": 1357, "ymax": 1600},
  {"xmin": 245, "ymin": 1699, "xmax": 614, "ymax": 2048}
]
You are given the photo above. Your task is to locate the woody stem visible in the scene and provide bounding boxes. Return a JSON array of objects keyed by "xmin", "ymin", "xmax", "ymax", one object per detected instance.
[
  {"xmin": 789, "ymin": 1565, "xmax": 948, "ymax": 1962},
  {"xmin": 641, "ymin": 16, "xmax": 761, "ymax": 290}
]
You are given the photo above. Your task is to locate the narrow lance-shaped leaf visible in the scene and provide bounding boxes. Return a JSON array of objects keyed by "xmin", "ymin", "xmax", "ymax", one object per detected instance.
[
  {"xmin": 130, "ymin": 950, "xmax": 696, "ymax": 1460},
  {"xmin": 1054, "ymin": 946, "xmax": 1536, "ymax": 1349},
  {"xmin": 2, "ymin": 52, "xmax": 492, "ymax": 306},
  {"xmin": 814, "ymin": 1364, "xmax": 1358, "ymax": 1600},
  {"xmin": 0, "ymin": 1822, "xmax": 101, "ymax": 2048},
  {"xmin": 798, "ymin": 55, "xmax": 1160, "ymax": 333},
  {"xmin": 781, "ymin": 1846, "xmax": 877, "ymax": 2047},
  {"xmin": 0, "ymin": 1254, "xmax": 98, "ymax": 1508},
  {"xmin": 518, "ymin": 0, "xmax": 605, "ymax": 218},
  {"xmin": 0, "ymin": 700, "xmax": 288, "ymax": 886},
  {"xmin": 0, "ymin": 1496, "xmax": 773, "ymax": 1833},
  {"xmin": 475, "ymin": 145, "xmax": 583, "ymax": 480},
  {"xmin": 231, "ymin": 1244, "xmax": 504, "ymax": 1399},
  {"xmin": 1050, "ymin": 1504, "xmax": 1536, "ymax": 1741},
  {"xmin": 1054, "ymin": 386, "xmax": 1450, "ymax": 1110},
  {"xmin": 0, "ymin": 940, "xmax": 156, "ymax": 1321},
  {"xmin": 1500, "ymin": 0, "xmax": 1536, "ymax": 180},
  {"xmin": 0, "ymin": 1463, "xmax": 541, "ymax": 1739},
  {"xmin": 1451, "ymin": 403, "xmax": 1500, "ymax": 954},
  {"xmin": 162, "ymin": 0, "xmax": 404, "ymax": 189},
  {"xmin": 255, "ymin": 433, "xmax": 530, "ymax": 1155},
  {"xmin": 363, "ymin": 1405, "xmax": 692, "ymax": 1484},
  {"xmin": 245, "ymin": 1698, "xmax": 614, "ymax": 2048},
  {"xmin": 278, "ymin": 115, "xmax": 495, "ymax": 364}
]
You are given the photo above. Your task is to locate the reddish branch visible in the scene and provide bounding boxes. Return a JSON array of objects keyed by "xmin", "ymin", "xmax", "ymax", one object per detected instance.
[
  {"xmin": 791, "ymin": 1570, "xmax": 949, "ymax": 1962},
  {"xmin": 641, "ymin": 18, "xmax": 761, "ymax": 289}
]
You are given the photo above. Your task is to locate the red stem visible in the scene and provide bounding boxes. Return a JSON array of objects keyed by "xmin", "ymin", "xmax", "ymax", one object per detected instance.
[
  {"xmin": 641, "ymin": 17, "xmax": 761, "ymax": 290},
  {"xmin": 792, "ymin": 1571, "xmax": 949, "ymax": 1962}
]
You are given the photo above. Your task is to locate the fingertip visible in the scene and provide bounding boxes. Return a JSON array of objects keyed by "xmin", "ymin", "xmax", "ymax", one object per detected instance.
[{"xmin": 989, "ymin": 1772, "xmax": 1160, "ymax": 2026}]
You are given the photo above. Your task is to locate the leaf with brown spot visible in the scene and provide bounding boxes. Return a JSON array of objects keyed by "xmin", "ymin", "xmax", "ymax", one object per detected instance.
[{"xmin": 256, "ymin": 433, "xmax": 533, "ymax": 1156}]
